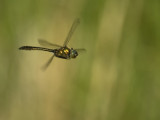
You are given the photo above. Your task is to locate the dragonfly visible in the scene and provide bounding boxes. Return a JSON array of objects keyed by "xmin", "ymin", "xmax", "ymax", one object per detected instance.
[{"xmin": 19, "ymin": 18, "xmax": 86, "ymax": 70}]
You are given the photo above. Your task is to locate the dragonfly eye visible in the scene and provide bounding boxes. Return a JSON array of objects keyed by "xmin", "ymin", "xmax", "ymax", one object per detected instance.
[{"xmin": 70, "ymin": 49, "xmax": 78, "ymax": 58}]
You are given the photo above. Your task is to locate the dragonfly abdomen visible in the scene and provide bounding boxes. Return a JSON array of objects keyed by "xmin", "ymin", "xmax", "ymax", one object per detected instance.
[{"xmin": 19, "ymin": 46, "xmax": 54, "ymax": 52}]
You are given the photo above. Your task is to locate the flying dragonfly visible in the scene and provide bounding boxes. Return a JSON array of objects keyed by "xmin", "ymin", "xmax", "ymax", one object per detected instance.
[{"xmin": 19, "ymin": 18, "xmax": 86, "ymax": 70}]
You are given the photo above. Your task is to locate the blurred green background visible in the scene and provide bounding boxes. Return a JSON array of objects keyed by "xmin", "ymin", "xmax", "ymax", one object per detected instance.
[{"xmin": 0, "ymin": 0, "xmax": 160, "ymax": 120}]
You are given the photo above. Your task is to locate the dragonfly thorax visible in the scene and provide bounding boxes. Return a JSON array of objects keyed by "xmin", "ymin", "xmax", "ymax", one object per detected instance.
[{"xmin": 54, "ymin": 47, "xmax": 78, "ymax": 59}]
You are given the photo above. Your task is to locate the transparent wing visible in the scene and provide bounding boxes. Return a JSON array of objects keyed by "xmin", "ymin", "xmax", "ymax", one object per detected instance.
[
  {"xmin": 63, "ymin": 18, "xmax": 80, "ymax": 47},
  {"xmin": 38, "ymin": 39, "xmax": 62, "ymax": 48},
  {"xmin": 41, "ymin": 55, "xmax": 54, "ymax": 70},
  {"xmin": 75, "ymin": 48, "xmax": 86, "ymax": 53}
]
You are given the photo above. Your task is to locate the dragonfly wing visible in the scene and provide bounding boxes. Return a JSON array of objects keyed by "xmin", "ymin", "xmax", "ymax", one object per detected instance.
[
  {"xmin": 41, "ymin": 55, "xmax": 54, "ymax": 70},
  {"xmin": 75, "ymin": 48, "xmax": 86, "ymax": 54},
  {"xmin": 38, "ymin": 39, "xmax": 62, "ymax": 48},
  {"xmin": 63, "ymin": 18, "xmax": 80, "ymax": 47}
]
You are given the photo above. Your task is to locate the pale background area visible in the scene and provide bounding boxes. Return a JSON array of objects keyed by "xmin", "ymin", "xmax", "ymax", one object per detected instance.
[{"xmin": 0, "ymin": 0, "xmax": 160, "ymax": 120}]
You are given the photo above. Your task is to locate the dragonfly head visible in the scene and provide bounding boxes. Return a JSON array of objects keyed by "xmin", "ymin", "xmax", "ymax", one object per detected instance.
[{"xmin": 70, "ymin": 48, "xmax": 78, "ymax": 58}]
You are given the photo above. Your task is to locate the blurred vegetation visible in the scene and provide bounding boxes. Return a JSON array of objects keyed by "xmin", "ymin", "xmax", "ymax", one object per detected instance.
[{"xmin": 0, "ymin": 0, "xmax": 160, "ymax": 120}]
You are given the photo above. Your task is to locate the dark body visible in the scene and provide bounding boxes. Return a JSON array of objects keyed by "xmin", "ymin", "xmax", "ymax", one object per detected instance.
[{"xmin": 19, "ymin": 46, "xmax": 78, "ymax": 59}]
